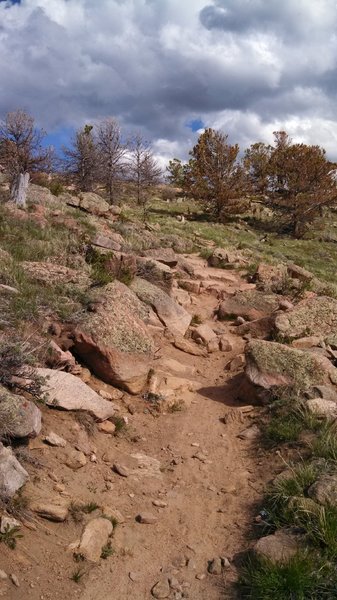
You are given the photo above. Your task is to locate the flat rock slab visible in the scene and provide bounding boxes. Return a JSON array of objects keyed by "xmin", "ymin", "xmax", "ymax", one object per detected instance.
[
  {"xmin": 275, "ymin": 296, "xmax": 337, "ymax": 341},
  {"xmin": 30, "ymin": 501, "xmax": 69, "ymax": 522},
  {"xmin": 37, "ymin": 369, "xmax": 116, "ymax": 421},
  {"xmin": 0, "ymin": 443, "xmax": 28, "ymax": 498},
  {"xmin": 75, "ymin": 518, "xmax": 113, "ymax": 562},
  {"xmin": 131, "ymin": 277, "xmax": 191, "ymax": 337}
]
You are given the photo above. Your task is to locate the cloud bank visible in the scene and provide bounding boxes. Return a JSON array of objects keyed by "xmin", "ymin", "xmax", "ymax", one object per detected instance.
[{"xmin": 1, "ymin": 0, "xmax": 337, "ymax": 160}]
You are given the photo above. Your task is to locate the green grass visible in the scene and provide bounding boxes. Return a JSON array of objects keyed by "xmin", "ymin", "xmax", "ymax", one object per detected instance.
[
  {"xmin": 240, "ymin": 553, "xmax": 337, "ymax": 599},
  {"xmin": 100, "ymin": 541, "xmax": 114, "ymax": 559},
  {"xmin": 0, "ymin": 525, "xmax": 23, "ymax": 550},
  {"xmin": 312, "ymin": 422, "xmax": 337, "ymax": 462},
  {"xmin": 70, "ymin": 568, "xmax": 86, "ymax": 584}
]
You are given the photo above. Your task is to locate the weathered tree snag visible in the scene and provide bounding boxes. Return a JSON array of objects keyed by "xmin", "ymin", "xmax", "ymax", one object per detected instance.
[{"xmin": 10, "ymin": 172, "xmax": 30, "ymax": 208}]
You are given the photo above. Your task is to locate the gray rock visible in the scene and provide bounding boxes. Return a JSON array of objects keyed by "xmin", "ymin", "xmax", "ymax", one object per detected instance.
[
  {"xmin": 308, "ymin": 474, "xmax": 337, "ymax": 505},
  {"xmin": 79, "ymin": 192, "xmax": 110, "ymax": 215},
  {"xmin": 0, "ymin": 387, "xmax": 41, "ymax": 439},
  {"xmin": 306, "ymin": 398, "xmax": 337, "ymax": 419},
  {"xmin": 131, "ymin": 277, "xmax": 192, "ymax": 337},
  {"xmin": 37, "ymin": 369, "xmax": 116, "ymax": 421},
  {"xmin": 0, "ymin": 443, "xmax": 28, "ymax": 498},
  {"xmin": 44, "ymin": 432, "xmax": 67, "ymax": 447},
  {"xmin": 0, "ymin": 515, "xmax": 20, "ymax": 533},
  {"xmin": 254, "ymin": 530, "xmax": 302, "ymax": 563}
]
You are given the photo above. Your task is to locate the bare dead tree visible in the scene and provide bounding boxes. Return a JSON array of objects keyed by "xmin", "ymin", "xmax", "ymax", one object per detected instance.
[
  {"xmin": 129, "ymin": 134, "xmax": 162, "ymax": 218},
  {"xmin": 62, "ymin": 124, "xmax": 98, "ymax": 192},
  {"xmin": 0, "ymin": 110, "xmax": 52, "ymax": 208},
  {"xmin": 95, "ymin": 118, "xmax": 128, "ymax": 204}
]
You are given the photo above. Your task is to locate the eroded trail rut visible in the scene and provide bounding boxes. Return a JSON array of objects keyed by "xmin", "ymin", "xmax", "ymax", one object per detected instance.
[{"xmin": 6, "ymin": 257, "xmax": 266, "ymax": 600}]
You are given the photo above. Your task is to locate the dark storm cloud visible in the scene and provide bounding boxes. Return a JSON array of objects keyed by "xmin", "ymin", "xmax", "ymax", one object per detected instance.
[{"xmin": 1, "ymin": 0, "xmax": 337, "ymax": 161}]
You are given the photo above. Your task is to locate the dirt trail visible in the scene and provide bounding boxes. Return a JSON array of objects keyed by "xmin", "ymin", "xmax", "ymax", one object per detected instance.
[{"xmin": 5, "ymin": 257, "xmax": 267, "ymax": 600}]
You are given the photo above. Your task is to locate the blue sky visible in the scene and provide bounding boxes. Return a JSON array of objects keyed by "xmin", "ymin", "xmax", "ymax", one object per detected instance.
[{"xmin": 2, "ymin": 0, "xmax": 337, "ymax": 163}]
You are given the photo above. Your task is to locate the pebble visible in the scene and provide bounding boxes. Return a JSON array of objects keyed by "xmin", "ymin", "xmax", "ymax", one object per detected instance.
[
  {"xmin": 98, "ymin": 421, "xmax": 116, "ymax": 434},
  {"xmin": 169, "ymin": 576, "xmax": 182, "ymax": 591},
  {"xmin": 10, "ymin": 574, "xmax": 20, "ymax": 587},
  {"xmin": 129, "ymin": 572, "xmax": 141, "ymax": 582},
  {"xmin": 196, "ymin": 573, "xmax": 206, "ymax": 580},
  {"xmin": 151, "ymin": 578, "xmax": 170, "ymax": 598},
  {"xmin": 113, "ymin": 463, "xmax": 129, "ymax": 477},
  {"xmin": 136, "ymin": 512, "xmax": 158, "ymax": 524},
  {"xmin": 44, "ymin": 432, "xmax": 67, "ymax": 448},
  {"xmin": 0, "ymin": 571, "xmax": 7, "ymax": 581},
  {"xmin": 152, "ymin": 500, "xmax": 168, "ymax": 508},
  {"xmin": 208, "ymin": 557, "xmax": 222, "ymax": 575}
]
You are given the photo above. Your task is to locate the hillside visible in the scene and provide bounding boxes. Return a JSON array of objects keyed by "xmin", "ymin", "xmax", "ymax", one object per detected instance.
[{"xmin": 2, "ymin": 182, "xmax": 337, "ymax": 599}]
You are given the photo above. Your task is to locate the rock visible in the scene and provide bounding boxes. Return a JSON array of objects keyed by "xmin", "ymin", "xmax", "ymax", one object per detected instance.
[
  {"xmin": 143, "ymin": 247, "xmax": 178, "ymax": 267},
  {"xmin": 44, "ymin": 432, "xmax": 67, "ymax": 447},
  {"xmin": 21, "ymin": 262, "xmax": 89, "ymax": 287},
  {"xmin": 151, "ymin": 579, "xmax": 170, "ymax": 599},
  {"xmin": 0, "ymin": 387, "xmax": 41, "ymax": 439},
  {"xmin": 0, "ymin": 443, "xmax": 28, "ymax": 498},
  {"xmin": 131, "ymin": 277, "xmax": 192, "ymax": 337},
  {"xmin": 70, "ymin": 329, "xmax": 150, "ymax": 395},
  {"xmin": 46, "ymin": 341, "xmax": 80, "ymax": 374},
  {"xmin": 279, "ymin": 299, "xmax": 294, "ymax": 311},
  {"xmin": 306, "ymin": 398, "xmax": 337, "ymax": 418},
  {"xmin": 208, "ymin": 557, "xmax": 222, "ymax": 575},
  {"xmin": 79, "ymin": 192, "xmax": 110, "ymax": 215},
  {"xmin": 308, "ymin": 474, "xmax": 337, "ymax": 505},
  {"xmin": 192, "ymin": 324, "xmax": 217, "ymax": 346},
  {"xmin": 157, "ymin": 358, "xmax": 195, "ymax": 378},
  {"xmin": 92, "ymin": 233, "xmax": 123, "ymax": 251},
  {"xmin": 287, "ymin": 263, "xmax": 314, "ymax": 282},
  {"xmin": 207, "ymin": 338, "xmax": 220, "ymax": 353},
  {"xmin": 152, "ymin": 500, "xmax": 167, "ymax": 508},
  {"xmin": 0, "ymin": 284, "xmax": 19, "ymax": 295},
  {"xmin": 254, "ymin": 530, "xmax": 302, "ymax": 563},
  {"xmin": 109, "ymin": 205, "xmax": 122, "ymax": 215},
  {"xmin": 219, "ymin": 337, "xmax": 233, "ymax": 352},
  {"xmin": 275, "ymin": 296, "xmax": 337, "ymax": 341},
  {"xmin": 100, "ymin": 388, "xmax": 124, "ymax": 401},
  {"xmin": 237, "ymin": 424, "xmax": 260, "ymax": 440},
  {"xmin": 208, "ymin": 247, "xmax": 244, "ymax": 268},
  {"xmin": 75, "ymin": 518, "xmax": 113, "ymax": 562},
  {"xmin": 64, "ymin": 449, "xmax": 87, "ymax": 470},
  {"xmin": 309, "ymin": 385, "xmax": 337, "ymax": 402},
  {"xmin": 291, "ymin": 336, "xmax": 322, "ymax": 350},
  {"xmin": 30, "ymin": 501, "xmax": 69, "ymax": 522},
  {"xmin": 227, "ymin": 354, "xmax": 245, "ymax": 371},
  {"xmin": 102, "ymin": 507, "xmax": 125, "ymax": 524},
  {"xmin": 136, "ymin": 256, "xmax": 173, "ymax": 291},
  {"xmin": 37, "ymin": 368, "xmax": 116, "ymax": 421},
  {"xmin": 173, "ymin": 337, "xmax": 207, "ymax": 357},
  {"xmin": 0, "ymin": 571, "xmax": 7, "ymax": 581},
  {"xmin": 98, "ymin": 421, "xmax": 116, "ymax": 434},
  {"xmin": 172, "ymin": 287, "xmax": 192, "ymax": 309},
  {"xmin": 136, "ymin": 512, "xmax": 158, "ymax": 524},
  {"xmin": 113, "ymin": 463, "xmax": 129, "ymax": 477},
  {"xmin": 253, "ymin": 263, "xmax": 288, "ymax": 293},
  {"xmin": 245, "ymin": 340, "xmax": 337, "ymax": 394},
  {"xmin": 74, "ymin": 281, "xmax": 154, "ymax": 355},
  {"xmin": 218, "ymin": 290, "xmax": 278, "ymax": 322},
  {"xmin": 237, "ymin": 316, "xmax": 275, "ymax": 340},
  {"xmin": 10, "ymin": 574, "xmax": 20, "ymax": 587},
  {"xmin": 0, "ymin": 515, "xmax": 20, "ymax": 533},
  {"xmin": 178, "ymin": 280, "xmax": 201, "ymax": 294},
  {"xmin": 75, "ymin": 429, "xmax": 94, "ymax": 456},
  {"xmin": 129, "ymin": 572, "xmax": 141, "ymax": 582}
]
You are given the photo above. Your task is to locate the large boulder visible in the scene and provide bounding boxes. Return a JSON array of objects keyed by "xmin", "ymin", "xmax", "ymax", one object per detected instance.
[
  {"xmin": 75, "ymin": 281, "xmax": 154, "ymax": 355},
  {"xmin": 275, "ymin": 296, "xmax": 337, "ymax": 341},
  {"xmin": 0, "ymin": 387, "xmax": 41, "ymax": 439},
  {"xmin": 70, "ymin": 331, "xmax": 150, "ymax": 394},
  {"xmin": 131, "ymin": 277, "xmax": 191, "ymax": 337},
  {"xmin": 245, "ymin": 340, "xmax": 337, "ymax": 394},
  {"xmin": 218, "ymin": 290, "xmax": 279, "ymax": 322},
  {"xmin": 37, "ymin": 369, "xmax": 116, "ymax": 420},
  {"xmin": 0, "ymin": 443, "xmax": 29, "ymax": 498},
  {"xmin": 78, "ymin": 192, "xmax": 110, "ymax": 216}
]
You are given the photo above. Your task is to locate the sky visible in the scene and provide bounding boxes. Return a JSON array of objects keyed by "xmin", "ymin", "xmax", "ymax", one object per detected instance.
[{"xmin": 1, "ymin": 0, "xmax": 337, "ymax": 165}]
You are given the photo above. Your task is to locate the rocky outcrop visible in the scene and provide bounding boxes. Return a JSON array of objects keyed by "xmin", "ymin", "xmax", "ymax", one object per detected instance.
[
  {"xmin": 275, "ymin": 296, "xmax": 337, "ymax": 341},
  {"xmin": 37, "ymin": 369, "xmax": 116, "ymax": 420},
  {"xmin": 0, "ymin": 443, "xmax": 28, "ymax": 498},
  {"xmin": 131, "ymin": 277, "xmax": 191, "ymax": 337},
  {"xmin": 78, "ymin": 192, "xmax": 110, "ymax": 216},
  {"xmin": 218, "ymin": 290, "xmax": 279, "ymax": 322},
  {"xmin": 0, "ymin": 387, "xmax": 41, "ymax": 439},
  {"xmin": 245, "ymin": 340, "xmax": 337, "ymax": 394}
]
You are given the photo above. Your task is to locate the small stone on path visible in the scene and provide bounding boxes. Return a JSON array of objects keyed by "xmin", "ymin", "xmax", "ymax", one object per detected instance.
[
  {"xmin": 113, "ymin": 463, "xmax": 129, "ymax": 477},
  {"xmin": 136, "ymin": 512, "xmax": 158, "ymax": 524},
  {"xmin": 151, "ymin": 579, "xmax": 170, "ymax": 598}
]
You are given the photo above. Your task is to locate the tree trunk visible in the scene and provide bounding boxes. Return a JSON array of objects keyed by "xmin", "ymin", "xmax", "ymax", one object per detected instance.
[{"xmin": 11, "ymin": 172, "xmax": 30, "ymax": 208}]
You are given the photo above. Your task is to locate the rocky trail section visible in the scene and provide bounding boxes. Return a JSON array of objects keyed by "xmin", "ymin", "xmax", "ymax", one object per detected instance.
[{"xmin": 3, "ymin": 191, "xmax": 337, "ymax": 599}]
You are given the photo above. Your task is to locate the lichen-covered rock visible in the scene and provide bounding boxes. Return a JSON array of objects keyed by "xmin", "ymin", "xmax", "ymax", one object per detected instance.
[
  {"xmin": 76, "ymin": 281, "xmax": 154, "ymax": 355},
  {"xmin": 218, "ymin": 290, "xmax": 279, "ymax": 322},
  {"xmin": 131, "ymin": 277, "xmax": 191, "ymax": 337},
  {"xmin": 0, "ymin": 387, "xmax": 41, "ymax": 439},
  {"xmin": 142, "ymin": 247, "xmax": 178, "ymax": 267},
  {"xmin": 254, "ymin": 530, "xmax": 302, "ymax": 564},
  {"xmin": 208, "ymin": 247, "xmax": 245, "ymax": 268},
  {"xmin": 79, "ymin": 192, "xmax": 110, "ymax": 215},
  {"xmin": 245, "ymin": 340, "xmax": 337, "ymax": 392},
  {"xmin": 308, "ymin": 474, "xmax": 337, "ymax": 506},
  {"xmin": 275, "ymin": 296, "xmax": 337, "ymax": 341},
  {"xmin": 306, "ymin": 398, "xmax": 337, "ymax": 418},
  {"xmin": 21, "ymin": 262, "xmax": 90, "ymax": 287},
  {"xmin": 253, "ymin": 263, "xmax": 288, "ymax": 292}
]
